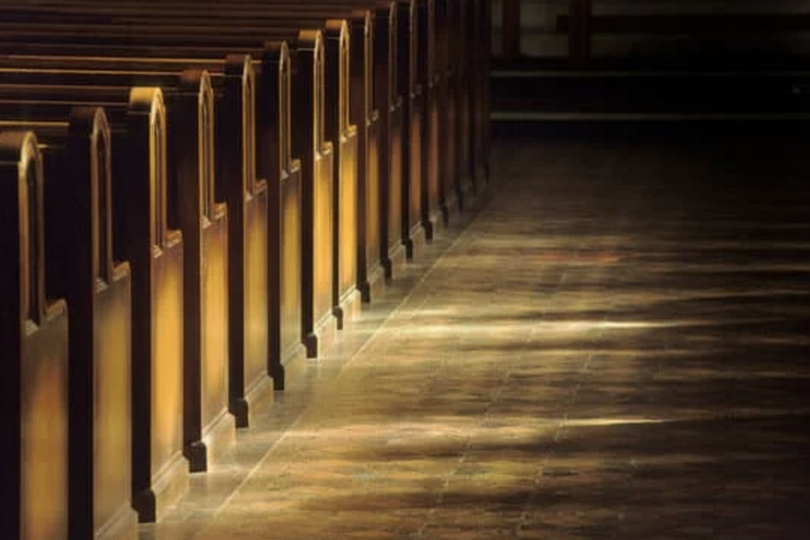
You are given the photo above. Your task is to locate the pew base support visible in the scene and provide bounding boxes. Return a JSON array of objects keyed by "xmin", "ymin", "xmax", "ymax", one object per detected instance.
[
  {"xmin": 384, "ymin": 242, "xmax": 408, "ymax": 282},
  {"xmin": 133, "ymin": 452, "xmax": 190, "ymax": 523},
  {"xmin": 360, "ymin": 262, "xmax": 387, "ymax": 304},
  {"xmin": 274, "ymin": 341, "xmax": 308, "ymax": 390},
  {"xmin": 338, "ymin": 288, "xmax": 363, "ymax": 327},
  {"xmin": 185, "ymin": 441, "xmax": 208, "ymax": 473},
  {"xmin": 405, "ymin": 225, "xmax": 428, "ymax": 260},
  {"xmin": 421, "ymin": 213, "xmax": 436, "ymax": 242},
  {"xmin": 95, "ymin": 500, "xmax": 139, "ymax": 540},
  {"xmin": 423, "ymin": 208, "xmax": 445, "ymax": 242},
  {"xmin": 233, "ymin": 375, "xmax": 275, "ymax": 428},
  {"xmin": 190, "ymin": 409, "xmax": 237, "ymax": 471},
  {"xmin": 304, "ymin": 313, "xmax": 339, "ymax": 359}
]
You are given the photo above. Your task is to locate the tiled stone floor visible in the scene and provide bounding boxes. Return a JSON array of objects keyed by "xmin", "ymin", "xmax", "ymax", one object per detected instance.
[{"xmin": 142, "ymin": 134, "xmax": 810, "ymax": 540}]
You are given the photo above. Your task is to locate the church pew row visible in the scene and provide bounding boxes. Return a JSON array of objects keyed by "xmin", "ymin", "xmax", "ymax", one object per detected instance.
[
  {"xmin": 0, "ymin": 51, "xmax": 306, "ymax": 396},
  {"xmin": 1, "ymin": 87, "xmax": 190, "ymax": 523},
  {"xmin": 0, "ymin": 72, "xmax": 237, "ymax": 469},
  {"xmin": 0, "ymin": 111, "xmax": 139, "ymax": 540},
  {"xmin": 0, "ymin": 0, "xmax": 492, "ymax": 263},
  {"xmin": 0, "ymin": 19, "xmax": 343, "ymax": 534},
  {"xmin": 0, "ymin": 50, "xmax": 307, "ymax": 524},
  {"xmin": 1, "ymin": 20, "xmax": 357, "ymax": 367},
  {"xmin": 0, "ymin": 0, "xmax": 488, "ymax": 228},
  {"xmin": 0, "ymin": 3, "xmax": 397, "ymax": 294},
  {"xmin": 0, "ymin": 2, "xmax": 492, "ymax": 536},
  {"xmin": 0, "ymin": 45, "xmax": 305, "ymax": 534},
  {"xmin": 0, "ymin": 18, "xmax": 348, "ymax": 358},
  {"xmin": 0, "ymin": 7, "xmax": 428, "ymax": 326}
]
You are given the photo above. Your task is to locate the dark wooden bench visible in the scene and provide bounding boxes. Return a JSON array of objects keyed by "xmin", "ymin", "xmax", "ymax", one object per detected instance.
[
  {"xmin": 0, "ymin": 3, "xmax": 452, "ymax": 282},
  {"xmin": 0, "ymin": 74, "xmax": 232, "ymax": 477},
  {"xmin": 23, "ymin": 0, "xmax": 478, "ymax": 256},
  {"xmin": 0, "ymin": 17, "xmax": 345, "ymax": 361},
  {"xmin": 9, "ymin": 109, "xmax": 138, "ymax": 540},
  {"xmin": 0, "ymin": 129, "xmax": 71, "ymax": 540},
  {"xmin": 0, "ymin": 1, "xmax": 492, "ymax": 535},
  {"xmin": 0, "ymin": 0, "xmax": 472, "ymax": 260},
  {"xmin": 0, "ymin": 86, "xmax": 188, "ymax": 523},
  {"xmin": 42, "ymin": 108, "xmax": 139, "ymax": 540},
  {"xmin": 0, "ymin": 69, "xmax": 235, "ymax": 439},
  {"xmin": 1, "ymin": 0, "xmax": 490, "ymax": 242},
  {"xmin": 0, "ymin": 32, "xmax": 319, "ymax": 409},
  {"xmin": 0, "ymin": 15, "xmax": 361, "ymax": 337}
]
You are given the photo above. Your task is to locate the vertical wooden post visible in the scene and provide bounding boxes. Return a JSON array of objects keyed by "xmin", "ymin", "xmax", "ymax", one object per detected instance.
[
  {"xmin": 569, "ymin": 0, "xmax": 592, "ymax": 65},
  {"xmin": 502, "ymin": 0, "xmax": 521, "ymax": 59}
]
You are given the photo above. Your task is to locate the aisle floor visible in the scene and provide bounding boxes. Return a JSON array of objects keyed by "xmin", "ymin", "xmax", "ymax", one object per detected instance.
[{"xmin": 142, "ymin": 135, "xmax": 810, "ymax": 540}]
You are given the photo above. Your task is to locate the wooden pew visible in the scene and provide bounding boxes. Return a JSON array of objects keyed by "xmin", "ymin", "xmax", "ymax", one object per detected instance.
[
  {"xmin": 372, "ymin": 0, "xmax": 407, "ymax": 278},
  {"xmin": 449, "ymin": 0, "xmax": 474, "ymax": 203},
  {"xmin": 423, "ymin": 0, "xmax": 449, "ymax": 228},
  {"xmin": 2, "ymin": 48, "xmax": 301, "ymax": 405},
  {"xmin": 255, "ymin": 3, "xmax": 388, "ymax": 302},
  {"xmin": 1, "ymin": 1, "xmax": 430, "ymax": 274},
  {"xmin": 0, "ymin": 14, "xmax": 359, "ymax": 336},
  {"xmin": 0, "ymin": 87, "xmax": 189, "ymax": 522},
  {"xmin": 15, "ymin": 0, "xmax": 462, "ymax": 235},
  {"xmin": 110, "ymin": 87, "xmax": 185, "ymax": 523},
  {"xmin": 0, "ymin": 130, "xmax": 70, "ymax": 540},
  {"xmin": 397, "ymin": 0, "xmax": 427, "ymax": 255},
  {"xmin": 2, "ymin": 0, "xmax": 450, "ymax": 263},
  {"xmin": 247, "ymin": 1, "xmax": 406, "ymax": 292},
  {"xmin": 0, "ymin": 70, "xmax": 238, "ymax": 473},
  {"xmin": 0, "ymin": 0, "xmax": 490, "ymax": 356},
  {"xmin": 0, "ymin": 0, "xmax": 473, "ymax": 268},
  {"xmin": 0, "ymin": 0, "xmax": 489, "ymax": 216},
  {"xmin": 9, "ymin": 109, "xmax": 138, "ymax": 540}
]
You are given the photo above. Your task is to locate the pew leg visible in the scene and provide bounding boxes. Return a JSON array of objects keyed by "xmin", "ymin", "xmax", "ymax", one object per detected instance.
[
  {"xmin": 271, "ymin": 362, "xmax": 286, "ymax": 391},
  {"xmin": 185, "ymin": 441, "xmax": 208, "ymax": 474}
]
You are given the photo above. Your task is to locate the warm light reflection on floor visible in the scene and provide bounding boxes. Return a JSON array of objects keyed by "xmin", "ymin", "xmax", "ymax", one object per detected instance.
[{"xmin": 142, "ymin": 138, "xmax": 810, "ymax": 540}]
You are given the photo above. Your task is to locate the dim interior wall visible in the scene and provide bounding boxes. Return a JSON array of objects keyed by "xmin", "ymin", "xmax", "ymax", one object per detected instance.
[{"xmin": 492, "ymin": 0, "xmax": 810, "ymax": 59}]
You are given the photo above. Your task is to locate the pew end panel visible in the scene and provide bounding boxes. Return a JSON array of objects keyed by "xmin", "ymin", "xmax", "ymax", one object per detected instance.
[
  {"xmin": 122, "ymin": 88, "xmax": 189, "ymax": 522},
  {"xmin": 344, "ymin": 8, "xmax": 384, "ymax": 304},
  {"xmin": 171, "ymin": 70, "xmax": 235, "ymax": 472},
  {"xmin": 323, "ymin": 19, "xmax": 360, "ymax": 328},
  {"xmin": 47, "ymin": 107, "xmax": 139, "ymax": 540},
  {"xmin": 293, "ymin": 29, "xmax": 337, "ymax": 359},
  {"xmin": 280, "ymin": 158, "xmax": 306, "ymax": 375},
  {"xmin": 423, "ymin": 0, "xmax": 449, "ymax": 230},
  {"xmin": 258, "ymin": 41, "xmax": 307, "ymax": 387},
  {"xmin": 0, "ymin": 130, "xmax": 70, "ymax": 540},
  {"xmin": 440, "ymin": 0, "xmax": 463, "ymax": 212},
  {"xmin": 386, "ymin": 95, "xmax": 406, "ymax": 273},
  {"xmin": 398, "ymin": 0, "xmax": 427, "ymax": 257},
  {"xmin": 221, "ymin": 55, "xmax": 272, "ymax": 428},
  {"xmin": 371, "ymin": 2, "xmax": 407, "ymax": 277},
  {"xmin": 363, "ymin": 109, "xmax": 385, "ymax": 300}
]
